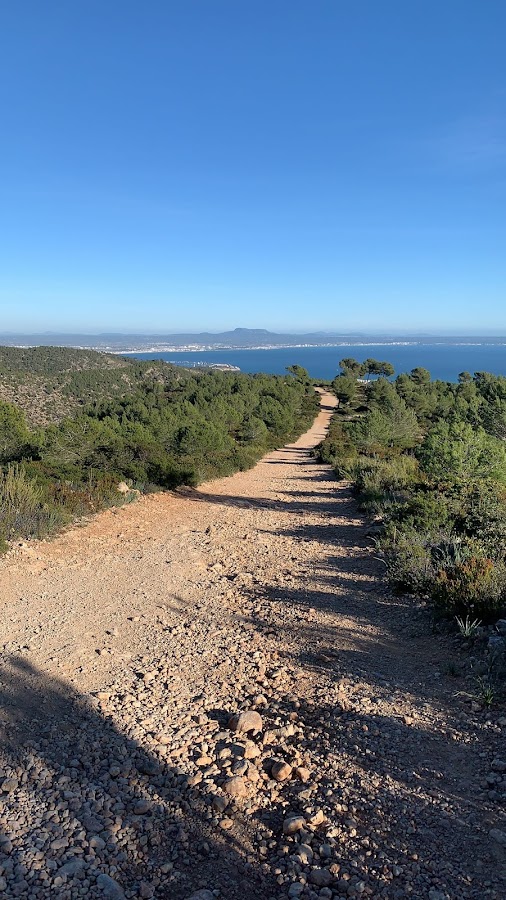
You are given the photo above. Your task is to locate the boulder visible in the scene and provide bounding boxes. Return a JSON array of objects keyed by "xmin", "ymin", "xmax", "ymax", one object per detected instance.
[
  {"xmin": 283, "ymin": 814, "xmax": 306, "ymax": 835},
  {"xmin": 96, "ymin": 873, "xmax": 126, "ymax": 899},
  {"xmin": 228, "ymin": 710, "xmax": 263, "ymax": 735},
  {"xmin": 222, "ymin": 776, "xmax": 248, "ymax": 798},
  {"xmin": 309, "ymin": 868, "xmax": 333, "ymax": 887},
  {"xmin": 271, "ymin": 760, "xmax": 292, "ymax": 781}
]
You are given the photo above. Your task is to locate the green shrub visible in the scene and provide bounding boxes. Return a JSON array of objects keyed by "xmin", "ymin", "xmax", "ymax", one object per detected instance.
[
  {"xmin": 331, "ymin": 374, "xmax": 358, "ymax": 406},
  {"xmin": 418, "ymin": 420, "xmax": 506, "ymax": 484},
  {"xmin": 454, "ymin": 482, "xmax": 506, "ymax": 560},
  {"xmin": 389, "ymin": 488, "xmax": 454, "ymax": 534},
  {"xmin": 380, "ymin": 523, "xmax": 506, "ymax": 621},
  {"xmin": 0, "ymin": 464, "xmax": 67, "ymax": 542},
  {"xmin": 346, "ymin": 399, "xmax": 420, "ymax": 453},
  {"xmin": 347, "ymin": 455, "xmax": 419, "ymax": 514},
  {"xmin": 430, "ymin": 556, "xmax": 506, "ymax": 621},
  {"xmin": 379, "ymin": 527, "xmax": 434, "ymax": 594},
  {"xmin": 0, "ymin": 401, "xmax": 33, "ymax": 463},
  {"xmin": 316, "ymin": 421, "xmax": 358, "ymax": 474}
]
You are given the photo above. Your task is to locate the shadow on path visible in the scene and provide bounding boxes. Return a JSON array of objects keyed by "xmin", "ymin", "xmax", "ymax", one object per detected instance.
[{"xmin": 0, "ymin": 656, "xmax": 270, "ymax": 899}]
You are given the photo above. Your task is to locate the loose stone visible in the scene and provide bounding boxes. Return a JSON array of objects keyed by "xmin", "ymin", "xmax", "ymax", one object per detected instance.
[
  {"xmin": 283, "ymin": 815, "xmax": 306, "ymax": 835},
  {"xmin": 223, "ymin": 776, "xmax": 248, "ymax": 798},
  {"xmin": 271, "ymin": 760, "xmax": 293, "ymax": 781},
  {"xmin": 228, "ymin": 710, "xmax": 263, "ymax": 734}
]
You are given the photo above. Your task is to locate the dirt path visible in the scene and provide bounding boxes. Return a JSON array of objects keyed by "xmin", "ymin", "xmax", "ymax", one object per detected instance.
[{"xmin": 0, "ymin": 393, "xmax": 505, "ymax": 899}]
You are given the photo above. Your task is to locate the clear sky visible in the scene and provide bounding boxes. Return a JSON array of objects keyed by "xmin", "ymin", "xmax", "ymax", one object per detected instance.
[{"xmin": 1, "ymin": 1, "xmax": 505, "ymax": 334}]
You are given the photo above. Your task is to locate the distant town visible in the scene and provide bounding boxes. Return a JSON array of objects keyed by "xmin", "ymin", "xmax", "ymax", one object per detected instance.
[{"xmin": 1, "ymin": 327, "xmax": 505, "ymax": 353}]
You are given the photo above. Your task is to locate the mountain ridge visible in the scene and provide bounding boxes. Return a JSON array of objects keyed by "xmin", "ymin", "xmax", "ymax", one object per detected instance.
[{"xmin": 1, "ymin": 327, "xmax": 505, "ymax": 351}]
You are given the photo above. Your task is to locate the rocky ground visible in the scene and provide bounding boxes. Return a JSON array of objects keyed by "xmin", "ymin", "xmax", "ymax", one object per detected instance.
[{"xmin": 0, "ymin": 394, "xmax": 505, "ymax": 900}]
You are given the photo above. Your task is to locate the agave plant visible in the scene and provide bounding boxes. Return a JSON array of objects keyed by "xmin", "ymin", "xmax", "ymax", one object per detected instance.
[
  {"xmin": 475, "ymin": 675, "xmax": 494, "ymax": 707},
  {"xmin": 431, "ymin": 537, "xmax": 468, "ymax": 568},
  {"xmin": 455, "ymin": 614, "xmax": 482, "ymax": 639}
]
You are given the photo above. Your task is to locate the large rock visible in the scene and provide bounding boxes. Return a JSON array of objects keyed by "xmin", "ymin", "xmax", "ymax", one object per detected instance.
[
  {"xmin": 57, "ymin": 859, "xmax": 86, "ymax": 877},
  {"xmin": 309, "ymin": 868, "xmax": 333, "ymax": 887},
  {"xmin": 308, "ymin": 809, "xmax": 327, "ymax": 828},
  {"xmin": 212, "ymin": 794, "xmax": 228, "ymax": 812},
  {"xmin": 96, "ymin": 873, "xmax": 126, "ymax": 899},
  {"xmin": 222, "ymin": 776, "xmax": 248, "ymax": 798},
  {"xmin": 134, "ymin": 798, "xmax": 151, "ymax": 814},
  {"xmin": 228, "ymin": 710, "xmax": 263, "ymax": 735},
  {"xmin": 0, "ymin": 778, "xmax": 18, "ymax": 793},
  {"xmin": 283, "ymin": 814, "xmax": 306, "ymax": 835},
  {"xmin": 271, "ymin": 760, "xmax": 292, "ymax": 781},
  {"xmin": 295, "ymin": 843, "xmax": 313, "ymax": 865},
  {"xmin": 244, "ymin": 740, "xmax": 261, "ymax": 759},
  {"xmin": 490, "ymin": 828, "xmax": 506, "ymax": 847},
  {"xmin": 488, "ymin": 635, "xmax": 506, "ymax": 653}
]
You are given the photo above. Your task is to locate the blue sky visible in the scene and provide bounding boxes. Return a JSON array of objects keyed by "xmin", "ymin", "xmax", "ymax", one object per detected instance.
[{"xmin": 1, "ymin": 1, "xmax": 505, "ymax": 334}]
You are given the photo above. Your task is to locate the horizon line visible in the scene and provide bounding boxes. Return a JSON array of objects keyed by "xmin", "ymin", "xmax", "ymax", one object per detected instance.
[{"xmin": 1, "ymin": 328, "xmax": 506, "ymax": 338}]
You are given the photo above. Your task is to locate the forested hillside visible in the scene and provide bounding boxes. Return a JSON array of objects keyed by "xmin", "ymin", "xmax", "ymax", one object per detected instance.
[
  {"xmin": 321, "ymin": 360, "xmax": 506, "ymax": 626},
  {"xmin": 0, "ymin": 346, "xmax": 184, "ymax": 425},
  {"xmin": 0, "ymin": 347, "xmax": 318, "ymax": 549}
]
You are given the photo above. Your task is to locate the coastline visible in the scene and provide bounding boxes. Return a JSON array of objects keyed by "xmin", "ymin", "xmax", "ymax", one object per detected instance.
[{"xmin": 113, "ymin": 340, "xmax": 506, "ymax": 354}]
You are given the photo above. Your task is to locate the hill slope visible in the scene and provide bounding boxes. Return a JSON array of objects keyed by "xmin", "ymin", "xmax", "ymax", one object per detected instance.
[{"xmin": 0, "ymin": 346, "xmax": 181, "ymax": 425}]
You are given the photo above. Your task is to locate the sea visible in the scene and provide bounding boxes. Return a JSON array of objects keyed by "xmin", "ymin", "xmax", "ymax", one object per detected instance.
[{"xmin": 131, "ymin": 343, "xmax": 506, "ymax": 383}]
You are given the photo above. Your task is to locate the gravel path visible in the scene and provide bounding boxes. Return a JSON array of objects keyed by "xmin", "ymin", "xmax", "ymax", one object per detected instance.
[{"xmin": 0, "ymin": 393, "xmax": 505, "ymax": 899}]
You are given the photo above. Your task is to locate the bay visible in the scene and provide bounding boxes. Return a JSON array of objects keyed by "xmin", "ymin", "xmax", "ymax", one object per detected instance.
[{"xmin": 132, "ymin": 343, "xmax": 506, "ymax": 382}]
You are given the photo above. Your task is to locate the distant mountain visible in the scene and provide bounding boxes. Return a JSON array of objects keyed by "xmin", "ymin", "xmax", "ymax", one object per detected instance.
[
  {"xmin": 0, "ymin": 327, "xmax": 505, "ymax": 351},
  {"xmin": 0, "ymin": 327, "xmax": 363, "ymax": 350}
]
